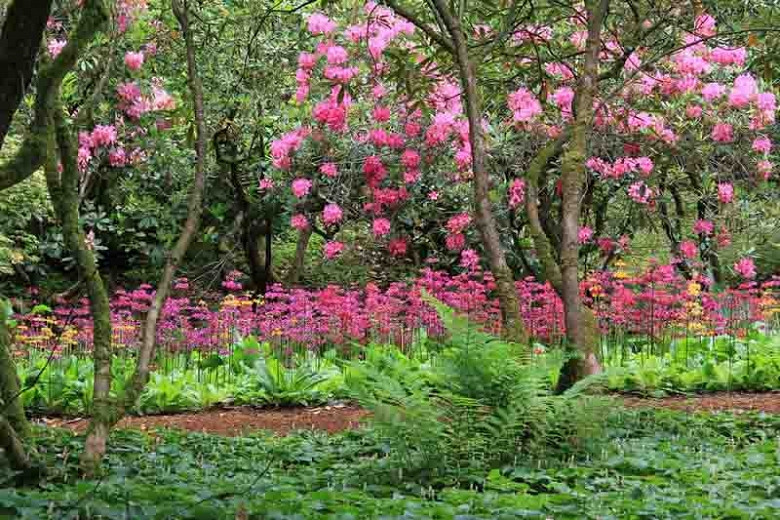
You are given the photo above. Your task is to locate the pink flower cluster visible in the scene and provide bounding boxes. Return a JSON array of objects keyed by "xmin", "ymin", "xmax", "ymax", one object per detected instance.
[{"xmin": 14, "ymin": 268, "xmax": 780, "ymax": 357}]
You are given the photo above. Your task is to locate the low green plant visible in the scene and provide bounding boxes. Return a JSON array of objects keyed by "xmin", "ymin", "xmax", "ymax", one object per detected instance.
[{"xmin": 348, "ymin": 293, "xmax": 610, "ymax": 484}]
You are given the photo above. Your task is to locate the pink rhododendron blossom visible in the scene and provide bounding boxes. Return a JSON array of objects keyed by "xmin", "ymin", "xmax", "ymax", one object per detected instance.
[
  {"xmin": 325, "ymin": 45, "xmax": 349, "ymax": 65},
  {"xmin": 701, "ymin": 82, "xmax": 726, "ymax": 102},
  {"xmin": 291, "ymin": 178, "xmax": 313, "ymax": 198},
  {"xmin": 508, "ymin": 179, "xmax": 526, "ymax": 208},
  {"xmin": 372, "ymin": 218, "xmax": 391, "ymax": 237},
  {"xmin": 298, "ymin": 52, "xmax": 317, "ymax": 69},
  {"xmin": 320, "ymin": 162, "xmax": 338, "ymax": 177},
  {"xmin": 635, "ymin": 157, "xmax": 654, "ymax": 176},
  {"xmin": 91, "ymin": 125, "xmax": 117, "ymax": 147},
  {"xmin": 628, "ymin": 181, "xmax": 652, "ymax": 204},
  {"xmin": 578, "ymin": 227, "xmax": 594, "ymax": 244},
  {"xmin": 322, "ymin": 203, "xmax": 343, "ymax": 225},
  {"xmin": 752, "ymin": 136, "xmax": 772, "ymax": 154},
  {"xmin": 694, "ymin": 14, "xmax": 717, "ymax": 37},
  {"xmin": 446, "ymin": 213, "xmax": 471, "ymax": 234},
  {"xmin": 372, "ymin": 105, "xmax": 391, "ymax": 122},
  {"xmin": 258, "ymin": 178, "xmax": 274, "ymax": 191},
  {"xmin": 151, "ymin": 87, "xmax": 176, "ymax": 111},
  {"xmin": 680, "ymin": 240, "xmax": 698, "ymax": 259},
  {"xmin": 711, "ymin": 123, "xmax": 734, "ymax": 143},
  {"xmin": 428, "ymin": 191, "xmax": 439, "ymax": 201},
  {"xmin": 717, "ymin": 183, "xmax": 734, "ymax": 203},
  {"xmin": 728, "ymin": 74, "xmax": 758, "ymax": 108},
  {"xmin": 445, "ymin": 233, "xmax": 465, "ymax": 252},
  {"xmin": 124, "ymin": 51, "xmax": 145, "ymax": 71},
  {"xmin": 734, "ymin": 257, "xmax": 756, "ymax": 279},
  {"xmin": 403, "ymin": 170, "xmax": 420, "ymax": 184},
  {"xmin": 710, "ymin": 47, "xmax": 746, "ymax": 66},
  {"xmin": 48, "ymin": 39, "xmax": 67, "ymax": 57},
  {"xmin": 77, "ymin": 147, "xmax": 91, "ymax": 172},
  {"xmin": 108, "ymin": 148, "xmax": 127, "ymax": 167},
  {"xmin": 757, "ymin": 160, "xmax": 773, "ymax": 179},
  {"xmin": 508, "ymin": 88, "xmax": 542, "ymax": 123},
  {"xmin": 693, "ymin": 219, "xmax": 714, "ymax": 235},
  {"xmin": 79, "ymin": 131, "xmax": 95, "ymax": 149},
  {"xmin": 388, "ymin": 238, "xmax": 407, "ymax": 257},
  {"xmin": 323, "ymin": 241, "xmax": 344, "ymax": 259},
  {"xmin": 460, "ymin": 248, "xmax": 480, "ymax": 270},
  {"xmin": 307, "ymin": 13, "xmax": 337, "ymax": 35},
  {"xmin": 686, "ymin": 105, "xmax": 703, "ymax": 118},
  {"xmin": 400, "ymin": 149, "xmax": 420, "ymax": 170},
  {"xmin": 312, "ymin": 100, "xmax": 347, "ymax": 131},
  {"xmin": 290, "ymin": 214, "xmax": 309, "ymax": 230}
]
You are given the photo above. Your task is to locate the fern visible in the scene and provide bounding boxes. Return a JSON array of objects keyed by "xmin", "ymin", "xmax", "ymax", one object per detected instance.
[{"xmin": 348, "ymin": 294, "xmax": 610, "ymax": 484}]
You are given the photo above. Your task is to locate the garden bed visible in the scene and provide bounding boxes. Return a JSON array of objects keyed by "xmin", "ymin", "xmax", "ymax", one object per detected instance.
[
  {"xmin": 621, "ymin": 391, "xmax": 780, "ymax": 413},
  {"xmin": 39, "ymin": 404, "xmax": 368, "ymax": 436},
  {"xmin": 38, "ymin": 392, "xmax": 780, "ymax": 438}
]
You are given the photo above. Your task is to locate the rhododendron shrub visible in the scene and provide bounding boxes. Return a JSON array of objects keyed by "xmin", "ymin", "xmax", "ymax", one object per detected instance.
[
  {"xmin": 493, "ymin": 9, "xmax": 777, "ymax": 286},
  {"xmin": 269, "ymin": 5, "xmax": 485, "ymax": 270}
]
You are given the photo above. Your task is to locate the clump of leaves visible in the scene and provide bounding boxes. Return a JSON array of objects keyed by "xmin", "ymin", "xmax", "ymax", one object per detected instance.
[{"xmin": 347, "ymin": 292, "xmax": 611, "ymax": 485}]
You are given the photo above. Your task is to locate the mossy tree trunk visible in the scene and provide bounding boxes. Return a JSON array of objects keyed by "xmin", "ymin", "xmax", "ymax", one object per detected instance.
[
  {"xmin": 44, "ymin": 106, "xmax": 113, "ymax": 474},
  {"xmin": 428, "ymin": 0, "xmax": 528, "ymax": 344},
  {"xmin": 0, "ymin": 0, "xmax": 53, "ymax": 150},
  {"xmin": 551, "ymin": 0, "xmax": 609, "ymax": 392},
  {"xmin": 0, "ymin": 300, "xmax": 36, "ymax": 475}
]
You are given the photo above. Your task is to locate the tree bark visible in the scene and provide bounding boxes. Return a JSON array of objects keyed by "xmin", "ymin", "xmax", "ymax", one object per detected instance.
[
  {"xmin": 554, "ymin": 0, "xmax": 608, "ymax": 392},
  {"xmin": 0, "ymin": 303, "xmax": 30, "ymax": 441},
  {"xmin": 0, "ymin": 0, "xmax": 54, "ymax": 150},
  {"xmin": 429, "ymin": 0, "xmax": 528, "ymax": 343},
  {"xmin": 44, "ymin": 107, "xmax": 113, "ymax": 474},
  {"xmin": 0, "ymin": 0, "xmax": 108, "ymax": 191},
  {"xmin": 0, "ymin": 415, "xmax": 30, "ymax": 473},
  {"xmin": 120, "ymin": 0, "xmax": 208, "ymax": 416},
  {"xmin": 286, "ymin": 227, "xmax": 312, "ymax": 285}
]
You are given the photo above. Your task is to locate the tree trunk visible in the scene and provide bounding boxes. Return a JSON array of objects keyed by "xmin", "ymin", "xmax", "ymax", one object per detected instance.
[
  {"xmin": 120, "ymin": 0, "xmax": 208, "ymax": 417},
  {"xmin": 0, "ymin": 304, "xmax": 30, "ymax": 440},
  {"xmin": 0, "ymin": 415, "xmax": 30, "ymax": 473},
  {"xmin": 555, "ymin": 0, "xmax": 608, "ymax": 392},
  {"xmin": 0, "ymin": 0, "xmax": 108, "ymax": 191},
  {"xmin": 44, "ymin": 108, "xmax": 113, "ymax": 474},
  {"xmin": 429, "ymin": 0, "xmax": 527, "ymax": 343},
  {"xmin": 287, "ymin": 227, "xmax": 312, "ymax": 285},
  {"xmin": 0, "ymin": 0, "xmax": 54, "ymax": 150}
]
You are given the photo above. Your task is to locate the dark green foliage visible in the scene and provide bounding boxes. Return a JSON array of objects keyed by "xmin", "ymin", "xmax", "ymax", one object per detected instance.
[{"xmin": 3, "ymin": 409, "xmax": 780, "ymax": 518}]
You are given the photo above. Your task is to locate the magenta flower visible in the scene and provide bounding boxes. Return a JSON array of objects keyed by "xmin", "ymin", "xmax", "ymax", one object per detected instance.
[
  {"xmin": 578, "ymin": 227, "xmax": 594, "ymax": 244},
  {"xmin": 734, "ymin": 257, "xmax": 756, "ymax": 279},
  {"xmin": 290, "ymin": 214, "xmax": 309, "ymax": 230},
  {"xmin": 680, "ymin": 240, "xmax": 698, "ymax": 259},
  {"xmin": 124, "ymin": 51, "xmax": 145, "ymax": 71},
  {"xmin": 717, "ymin": 183, "xmax": 734, "ymax": 204},
  {"xmin": 291, "ymin": 178, "xmax": 313, "ymax": 198},
  {"xmin": 322, "ymin": 203, "xmax": 343, "ymax": 225},
  {"xmin": 307, "ymin": 13, "xmax": 337, "ymax": 35},
  {"xmin": 323, "ymin": 241, "xmax": 344, "ymax": 259},
  {"xmin": 711, "ymin": 123, "xmax": 734, "ymax": 143},
  {"xmin": 372, "ymin": 218, "xmax": 391, "ymax": 237}
]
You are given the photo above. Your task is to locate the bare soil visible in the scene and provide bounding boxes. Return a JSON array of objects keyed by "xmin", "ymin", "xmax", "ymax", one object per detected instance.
[
  {"xmin": 621, "ymin": 392, "xmax": 780, "ymax": 414},
  {"xmin": 40, "ymin": 393, "xmax": 780, "ymax": 437},
  {"xmin": 40, "ymin": 404, "xmax": 368, "ymax": 437}
]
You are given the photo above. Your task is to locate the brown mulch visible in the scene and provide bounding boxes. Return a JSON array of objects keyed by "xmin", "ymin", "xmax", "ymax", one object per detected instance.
[
  {"xmin": 38, "ymin": 393, "xmax": 780, "ymax": 438},
  {"xmin": 40, "ymin": 404, "xmax": 369, "ymax": 437},
  {"xmin": 621, "ymin": 392, "xmax": 780, "ymax": 414}
]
